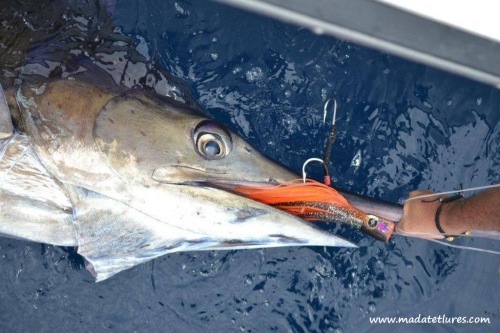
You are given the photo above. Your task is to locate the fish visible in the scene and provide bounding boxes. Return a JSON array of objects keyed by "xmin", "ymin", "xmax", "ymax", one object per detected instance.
[{"xmin": 0, "ymin": 75, "xmax": 361, "ymax": 281}]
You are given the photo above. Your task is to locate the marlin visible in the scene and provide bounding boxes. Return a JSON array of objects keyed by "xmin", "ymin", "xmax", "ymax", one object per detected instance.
[{"xmin": 0, "ymin": 73, "xmax": 398, "ymax": 281}]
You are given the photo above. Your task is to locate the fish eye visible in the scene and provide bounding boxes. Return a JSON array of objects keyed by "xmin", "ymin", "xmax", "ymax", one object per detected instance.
[
  {"xmin": 203, "ymin": 139, "xmax": 221, "ymax": 156},
  {"xmin": 193, "ymin": 120, "xmax": 232, "ymax": 160},
  {"xmin": 197, "ymin": 133, "xmax": 224, "ymax": 158}
]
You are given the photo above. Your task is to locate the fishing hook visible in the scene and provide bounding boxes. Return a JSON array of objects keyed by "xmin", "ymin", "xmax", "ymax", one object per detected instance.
[
  {"xmin": 322, "ymin": 98, "xmax": 337, "ymax": 126},
  {"xmin": 302, "ymin": 158, "xmax": 325, "ymax": 183}
]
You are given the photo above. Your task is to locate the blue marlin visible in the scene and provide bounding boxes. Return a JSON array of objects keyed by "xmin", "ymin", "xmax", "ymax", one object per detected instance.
[{"xmin": 0, "ymin": 76, "xmax": 358, "ymax": 281}]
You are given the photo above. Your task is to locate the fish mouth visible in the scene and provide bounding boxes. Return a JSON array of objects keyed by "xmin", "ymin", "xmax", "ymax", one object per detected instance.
[
  {"xmin": 152, "ymin": 164, "xmax": 286, "ymax": 188},
  {"xmin": 152, "ymin": 164, "xmax": 228, "ymax": 183},
  {"xmin": 199, "ymin": 179, "xmax": 283, "ymax": 197}
]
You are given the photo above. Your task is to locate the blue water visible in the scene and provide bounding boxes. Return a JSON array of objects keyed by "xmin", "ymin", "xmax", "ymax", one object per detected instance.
[{"xmin": 0, "ymin": 1, "xmax": 499, "ymax": 332}]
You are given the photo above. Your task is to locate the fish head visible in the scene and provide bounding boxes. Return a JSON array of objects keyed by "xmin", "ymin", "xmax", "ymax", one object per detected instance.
[
  {"xmin": 93, "ymin": 90, "xmax": 355, "ymax": 250},
  {"xmin": 94, "ymin": 91, "xmax": 296, "ymax": 187}
]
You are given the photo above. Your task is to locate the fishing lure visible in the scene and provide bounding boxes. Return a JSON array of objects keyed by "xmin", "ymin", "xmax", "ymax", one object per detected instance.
[{"xmin": 234, "ymin": 179, "xmax": 395, "ymax": 242}]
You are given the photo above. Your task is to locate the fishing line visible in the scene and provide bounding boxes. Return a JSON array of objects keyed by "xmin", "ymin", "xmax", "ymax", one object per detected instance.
[
  {"xmin": 396, "ymin": 232, "xmax": 500, "ymax": 255},
  {"xmin": 404, "ymin": 183, "xmax": 500, "ymax": 203},
  {"xmin": 427, "ymin": 238, "xmax": 500, "ymax": 255},
  {"xmin": 395, "ymin": 229, "xmax": 498, "ymax": 239},
  {"xmin": 394, "ymin": 231, "xmax": 500, "ymax": 255}
]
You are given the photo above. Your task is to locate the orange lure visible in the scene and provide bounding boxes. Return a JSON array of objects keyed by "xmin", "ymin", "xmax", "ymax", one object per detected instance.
[{"xmin": 234, "ymin": 179, "xmax": 395, "ymax": 242}]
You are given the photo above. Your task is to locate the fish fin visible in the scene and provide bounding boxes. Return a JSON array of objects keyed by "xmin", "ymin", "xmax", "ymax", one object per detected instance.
[
  {"xmin": 0, "ymin": 192, "xmax": 74, "ymax": 246},
  {"xmin": 70, "ymin": 187, "xmax": 214, "ymax": 282},
  {"xmin": 0, "ymin": 133, "xmax": 76, "ymax": 246}
]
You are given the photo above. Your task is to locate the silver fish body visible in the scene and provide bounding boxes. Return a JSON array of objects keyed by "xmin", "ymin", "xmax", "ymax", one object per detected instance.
[
  {"xmin": 0, "ymin": 83, "xmax": 14, "ymax": 139},
  {"xmin": 0, "ymin": 132, "xmax": 75, "ymax": 246},
  {"xmin": 0, "ymin": 79, "xmax": 355, "ymax": 281}
]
